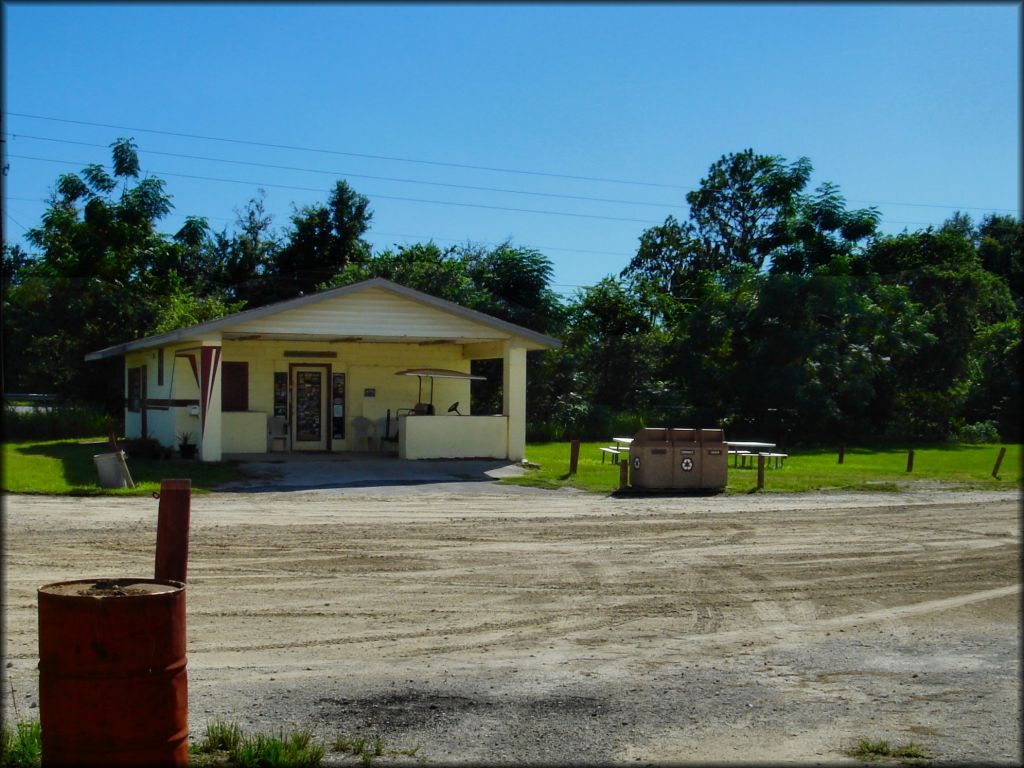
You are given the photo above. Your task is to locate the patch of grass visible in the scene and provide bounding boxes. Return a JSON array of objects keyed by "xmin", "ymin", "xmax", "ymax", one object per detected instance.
[
  {"xmin": 850, "ymin": 738, "xmax": 930, "ymax": 762},
  {"xmin": 502, "ymin": 441, "xmax": 1021, "ymax": 495},
  {"xmin": 1, "ymin": 438, "xmax": 252, "ymax": 495},
  {"xmin": 194, "ymin": 718, "xmax": 243, "ymax": 754},
  {"xmin": 229, "ymin": 727, "xmax": 324, "ymax": 768},
  {"xmin": 332, "ymin": 733, "xmax": 421, "ymax": 765},
  {"xmin": 1, "ymin": 720, "xmax": 42, "ymax": 768}
]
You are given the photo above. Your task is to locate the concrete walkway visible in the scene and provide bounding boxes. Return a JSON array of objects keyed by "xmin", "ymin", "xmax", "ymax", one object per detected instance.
[{"xmin": 216, "ymin": 451, "xmax": 542, "ymax": 494}]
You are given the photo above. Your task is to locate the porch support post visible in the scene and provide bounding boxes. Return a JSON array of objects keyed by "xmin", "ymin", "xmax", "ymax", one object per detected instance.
[
  {"xmin": 502, "ymin": 343, "xmax": 527, "ymax": 461},
  {"xmin": 199, "ymin": 339, "xmax": 223, "ymax": 461}
]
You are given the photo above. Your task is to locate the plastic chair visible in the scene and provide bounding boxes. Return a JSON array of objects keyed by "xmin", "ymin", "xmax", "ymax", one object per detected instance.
[
  {"xmin": 268, "ymin": 416, "xmax": 289, "ymax": 452},
  {"xmin": 351, "ymin": 416, "xmax": 377, "ymax": 451}
]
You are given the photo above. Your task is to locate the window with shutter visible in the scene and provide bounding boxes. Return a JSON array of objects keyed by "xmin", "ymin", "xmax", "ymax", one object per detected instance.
[{"xmin": 221, "ymin": 362, "xmax": 249, "ymax": 412}]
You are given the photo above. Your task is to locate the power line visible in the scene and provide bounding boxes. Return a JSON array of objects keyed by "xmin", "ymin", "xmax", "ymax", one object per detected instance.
[
  {"xmin": 5, "ymin": 153, "xmax": 664, "ymax": 225},
  {"xmin": 3, "ymin": 132, "xmax": 688, "ymax": 211},
  {"xmin": 2, "ymin": 209, "xmax": 29, "ymax": 232},
  {"xmin": 3, "ymin": 110, "xmax": 694, "ymax": 190},
  {"xmin": 2, "ymin": 195, "xmax": 637, "ymax": 260},
  {"xmin": 4, "ymin": 111, "xmax": 1017, "ymax": 214}
]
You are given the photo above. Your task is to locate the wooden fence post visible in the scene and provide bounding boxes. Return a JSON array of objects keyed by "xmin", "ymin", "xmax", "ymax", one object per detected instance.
[
  {"xmin": 838, "ymin": 445, "xmax": 845, "ymax": 464},
  {"xmin": 155, "ymin": 479, "xmax": 191, "ymax": 584},
  {"xmin": 619, "ymin": 459, "xmax": 629, "ymax": 491},
  {"xmin": 569, "ymin": 439, "xmax": 580, "ymax": 475},
  {"xmin": 757, "ymin": 454, "xmax": 765, "ymax": 489},
  {"xmin": 992, "ymin": 446, "xmax": 1007, "ymax": 479},
  {"xmin": 906, "ymin": 449, "xmax": 915, "ymax": 473}
]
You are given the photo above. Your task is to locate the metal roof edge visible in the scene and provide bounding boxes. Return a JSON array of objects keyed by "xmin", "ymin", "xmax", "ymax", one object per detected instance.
[
  {"xmin": 84, "ymin": 277, "xmax": 562, "ymax": 360},
  {"xmin": 374, "ymin": 281, "xmax": 562, "ymax": 349}
]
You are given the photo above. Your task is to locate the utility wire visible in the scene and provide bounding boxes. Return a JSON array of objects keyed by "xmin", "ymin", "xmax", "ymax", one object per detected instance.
[
  {"xmin": 3, "ymin": 194, "xmax": 638, "ymax": 259},
  {"xmin": 4, "ymin": 111, "xmax": 1017, "ymax": 213},
  {"xmin": 3, "ymin": 154, "xmax": 946, "ymax": 228},
  {"xmin": 2, "ymin": 110, "xmax": 693, "ymax": 190},
  {"xmin": 5, "ymin": 153, "xmax": 663, "ymax": 224},
  {"xmin": 3, "ymin": 133, "xmax": 687, "ymax": 210},
  {"xmin": 2, "ymin": 209, "xmax": 29, "ymax": 232}
]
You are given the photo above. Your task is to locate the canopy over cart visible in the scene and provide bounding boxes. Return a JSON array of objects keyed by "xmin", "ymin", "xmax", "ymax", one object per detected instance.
[{"xmin": 394, "ymin": 368, "xmax": 486, "ymax": 415}]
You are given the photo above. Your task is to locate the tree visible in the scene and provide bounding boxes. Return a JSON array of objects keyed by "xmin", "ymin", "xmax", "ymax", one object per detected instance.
[
  {"xmin": 4, "ymin": 138, "xmax": 237, "ymax": 411},
  {"xmin": 271, "ymin": 180, "xmax": 372, "ymax": 299},
  {"xmin": 210, "ymin": 192, "xmax": 282, "ymax": 307},
  {"xmin": 977, "ymin": 213, "xmax": 1023, "ymax": 308},
  {"xmin": 863, "ymin": 216, "xmax": 1017, "ymax": 439},
  {"xmin": 685, "ymin": 149, "xmax": 812, "ymax": 271}
]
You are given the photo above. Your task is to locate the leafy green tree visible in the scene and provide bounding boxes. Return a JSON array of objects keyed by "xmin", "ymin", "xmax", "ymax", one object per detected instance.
[
  {"xmin": 559, "ymin": 277, "xmax": 664, "ymax": 434},
  {"xmin": 330, "ymin": 241, "xmax": 478, "ymax": 307},
  {"xmin": 271, "ymin": 180, "xmax": 372, "ymax": 299},
  {"xmin": 4, "ymin": 138, "xmax": 237, "ymax": 411},
  {"xmin": 685, "ymin": 149, "xmax": 812, "ymax": 271},
  {"xmin": 209, "ymin": 192, "xmax": 282, "ymax": 307},
  {"xmin": 977, "ymin": 213, "xmax": 1023, "ymax": 308},
  {"xmin": 864, "ymin": 217, "xmax": 1016, "ymax": 439}
]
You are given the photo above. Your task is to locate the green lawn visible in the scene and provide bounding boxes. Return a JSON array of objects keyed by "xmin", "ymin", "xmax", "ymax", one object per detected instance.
[
  {"xmin": 1, "ymin": 438, "xmax": 250, "ymax": 495},
  {"xmin": 507, "ymin": 441, "xmax": 1022, "ymax": 494}
]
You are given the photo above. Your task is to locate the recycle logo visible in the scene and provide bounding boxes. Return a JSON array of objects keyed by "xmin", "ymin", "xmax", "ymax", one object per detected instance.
[
  {"xmin": 680, "ymin": 457, "xmax": 694, "ymax": 471},
  {"xmin": 632, "ymin": 457, "xmax": 641, "ymax": 470}
]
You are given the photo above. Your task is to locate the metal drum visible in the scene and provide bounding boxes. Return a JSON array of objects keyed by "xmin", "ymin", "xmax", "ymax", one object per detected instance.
[{"xmin": 38, "ymin": 578, "xmax": 188, "ymax": 767}]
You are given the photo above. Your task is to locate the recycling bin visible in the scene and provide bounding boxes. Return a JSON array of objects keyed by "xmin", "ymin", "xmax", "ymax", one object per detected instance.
[
  {"xmin": 699, "ymin": 428, "xmax": 728, "ymax": 490},
  {"xmin": 628, "ymin": 427, "xmax": 673, "ymax": 490},
  {"xmin": 670, "ymin": 428, "xmax": 702, "ymax": 489}
]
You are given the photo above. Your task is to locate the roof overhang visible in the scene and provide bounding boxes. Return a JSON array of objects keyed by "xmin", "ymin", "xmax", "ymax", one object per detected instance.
[
  {"xmin": 85, "ymin": 278, "xmax": 562, "ymax": 361},
  {"xmin": 395, "ymin": 368, "xmax": 487, "ymax": 381}
]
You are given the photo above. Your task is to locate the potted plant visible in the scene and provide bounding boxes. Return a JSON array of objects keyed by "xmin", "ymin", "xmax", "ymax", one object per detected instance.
[{"xmin": 177, "ymin": 432, "xmax": 197, "ymax": 460}]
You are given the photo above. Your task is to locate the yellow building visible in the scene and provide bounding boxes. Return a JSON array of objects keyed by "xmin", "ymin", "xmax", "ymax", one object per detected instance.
[{"xmin": 85, "ymin": 278, "xmax": 561, "ymax": 461}]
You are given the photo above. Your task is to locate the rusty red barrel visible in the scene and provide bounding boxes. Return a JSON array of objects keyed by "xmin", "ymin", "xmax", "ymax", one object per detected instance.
[{"xmin": 38, "ymin": 578, "xmax": 188, "ymax": 767}]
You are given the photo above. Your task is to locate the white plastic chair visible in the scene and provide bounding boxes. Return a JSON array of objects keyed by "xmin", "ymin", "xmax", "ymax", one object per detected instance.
[
  {"xmin": 268, "ymin": 416, "xmax": 289, "ymax": 452},
  {"xmin": 351, "ymin": 416, "xmax": 377, "ymax": 451}
]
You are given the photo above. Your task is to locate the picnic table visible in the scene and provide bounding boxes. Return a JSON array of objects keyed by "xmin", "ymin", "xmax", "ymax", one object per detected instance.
[
  {"xmin": 600, "ymin": 436, "xmax": 634, "ymax": 464},
  {"xmin": 726, "ymin": 441, "xmax": 787, "ymax": 468}
]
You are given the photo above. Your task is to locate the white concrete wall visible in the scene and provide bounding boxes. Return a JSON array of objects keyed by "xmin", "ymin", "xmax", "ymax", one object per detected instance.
[
  {"xmin": 121, "ymin": 337, "xmax": 528, "ymax": 459},
  {"xmin": 224, "ymin": 339, "xmax": 475, "ymax": 452},
  {"xmin": 398, "ymin": 415, "xmax": 508, "ymax": 459},
  {"xmin": 222, "ymin": 411, "xmax": 269, "ymax": 453}
]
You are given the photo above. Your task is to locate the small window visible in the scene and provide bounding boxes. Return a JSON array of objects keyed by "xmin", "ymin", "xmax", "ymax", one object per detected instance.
[
  {"xmin": 127, "ymin": 367, "xmax": 142, "ymax": 412},
  {"xmin": 222, "ymin": 362, "xmax": 249, "ymax": 412}
]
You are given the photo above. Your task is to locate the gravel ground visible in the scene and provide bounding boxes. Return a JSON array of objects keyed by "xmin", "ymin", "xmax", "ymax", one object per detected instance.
[{"xmin": 2, "ymin": 486, "xmax": 1019, "ymax": 765}]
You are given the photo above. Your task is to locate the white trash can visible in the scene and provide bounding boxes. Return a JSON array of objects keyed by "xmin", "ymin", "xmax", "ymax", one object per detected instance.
[{"xmin": 93, "ymin": 451, "xmax": 133, "ymax": 488}]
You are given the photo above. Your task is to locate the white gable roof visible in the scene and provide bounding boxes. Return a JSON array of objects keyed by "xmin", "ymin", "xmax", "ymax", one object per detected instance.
[{"xmin": 85, "ymin": 278, "xmax": 561, "ymax": 360}]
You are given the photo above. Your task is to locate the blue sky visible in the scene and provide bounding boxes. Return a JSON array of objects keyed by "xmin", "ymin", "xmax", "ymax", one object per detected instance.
[{"xmin": 2, "ymin": 3, "xmax": 1019, "ymax": 296}]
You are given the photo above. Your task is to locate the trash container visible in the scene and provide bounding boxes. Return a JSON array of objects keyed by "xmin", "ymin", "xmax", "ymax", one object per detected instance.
[
  {"xmin": 93, "ymin": 451, "xmax": 132, "ymax": 489},
  {"xmin": 38, "ymin": 578, "xmax": 188, "ymax": 767},
  {"xmin": 670, "ymin": 428, "xmax": 702, "ymax": 489},
  {"xmin": 699, "ymin": 429, "xmax": 728, "ymax": 490},
  {"xmin": 629, "ymin": 428, "xmax": 673, "ymax": 490}
]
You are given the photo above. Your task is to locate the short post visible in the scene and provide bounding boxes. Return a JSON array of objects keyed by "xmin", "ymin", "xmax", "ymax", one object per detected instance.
[
  {"xmin": 569, "ymin": 440, "xmax": 580, "ymax": 475},
  {"xmin": 619, "ymin": 459, "xmax": 629, "ymax": 491},
  {"xmin": 757, "ymin": 454, "xmax": 765, "ymax": 489},
  {"xmin": 838, "ymin": 445, "xmax": 845, "ymax": 464},
  {"xmin": 992, "ymin": 446, "xmax": 1007, "ymax": 479},
  {"xmin": 906, "ymin": 449, "xmax": 915, "ymax": 473},
  {"xmin": 155, "ymin": 479, "xmax": 192, "ymax": 584}
]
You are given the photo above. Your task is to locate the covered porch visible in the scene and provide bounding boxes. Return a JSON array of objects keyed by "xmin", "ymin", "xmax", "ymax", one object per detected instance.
[{"xmin": 86, "ymin": 278, "xmax": 560, "ymax": 462}]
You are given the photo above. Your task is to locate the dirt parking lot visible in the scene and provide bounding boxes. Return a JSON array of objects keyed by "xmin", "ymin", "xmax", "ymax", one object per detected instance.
[{"xmin": 2, "ymin": 487, "xmax": 1020, "ymax": 764}]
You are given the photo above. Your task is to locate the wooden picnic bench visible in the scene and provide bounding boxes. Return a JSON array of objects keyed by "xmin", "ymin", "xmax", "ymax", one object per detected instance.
[{"xmin": 600, "ymin": 446, "xmax": 624, "ymax": 463}]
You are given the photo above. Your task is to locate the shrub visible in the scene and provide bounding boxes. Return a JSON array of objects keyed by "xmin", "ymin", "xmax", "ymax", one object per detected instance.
[
  {"xmin": 2, "ymin": 402, "xmax": 115, "ymax": 441},
  {"xmin": 959, "ymin": 420, "xmax": 1000, "ymax": 444},
  {"xmin": 122, "ymin": 436, "xmax": 162, "ymax": 460}
]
